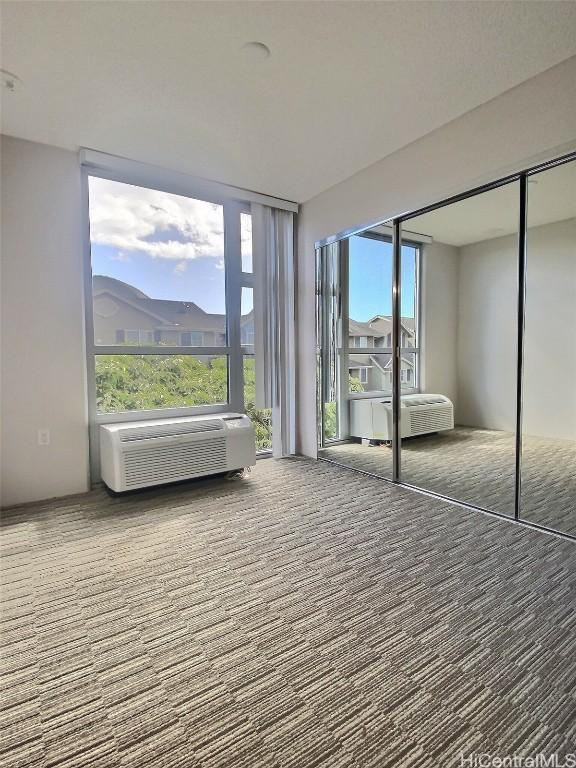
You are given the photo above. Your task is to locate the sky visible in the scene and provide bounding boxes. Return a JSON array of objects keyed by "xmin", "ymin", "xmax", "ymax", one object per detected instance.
[
  {"xmin": 348, "ymin": 235, "xmax": 416, "ymax": 321},
  {"xmin": 89, "ymin": 178, "xmax": 414, "ymax": 321},
  {"xmin": 88, "ymin": 177, "xmax": 252, "ymax": 314}
]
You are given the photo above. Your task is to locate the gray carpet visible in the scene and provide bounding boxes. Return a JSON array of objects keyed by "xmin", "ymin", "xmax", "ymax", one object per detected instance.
[
  {"xmin": 1, "ymin": 457, "xmax": 576, "ymax": 768},
  {"xmin": 320, "ymin": 427, "xmax": 576, "ymax": 536}
]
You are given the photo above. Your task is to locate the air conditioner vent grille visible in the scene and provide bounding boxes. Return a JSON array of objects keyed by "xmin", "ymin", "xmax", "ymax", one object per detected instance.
[
  {"xmin": 123, "ymin": 437, "xmax": 227, "ymax": 488},
  {"xmin": 409, "ymin": 406, "xmax": 453, "ymax": 435},
  {"xmin": 403, "ymin": 397, "xmax": 446, "ymax": 407},
  {"xmin": 119, "ymin": 419, "xmax": 222, "ymax": 442}
]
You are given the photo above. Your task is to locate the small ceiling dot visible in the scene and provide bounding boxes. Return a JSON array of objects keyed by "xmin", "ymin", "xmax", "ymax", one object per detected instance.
[
  {"xmin": 242, "ymin": 41, "xmax": 271, "ymax": 61},
  {"xmin": 1, "ymin": 69, "xmax": 22, "ymax": 93}
]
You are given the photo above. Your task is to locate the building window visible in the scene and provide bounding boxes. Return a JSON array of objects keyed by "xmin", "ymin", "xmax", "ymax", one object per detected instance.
[
  {"xmin": 116, "ymin": 329, "xmax": 156, "ymax": 345},
  {"xmin": 180, "ymin": 331, "xmax": 204, "ymax": 346},
  {"xmin": 125, "ymin": 330, "xmax": 140, "ymax": 345},
  {"xmin": 359, "ymin": 368, "xmax": 368, "ymax": 384}
]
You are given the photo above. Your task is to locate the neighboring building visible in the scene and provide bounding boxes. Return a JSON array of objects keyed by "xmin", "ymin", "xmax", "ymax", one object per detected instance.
[
  {"xmin": 93, "ymin": 276, "xmax": 412, "ymax": 391},
  {"xmin": 92, "ymin": 276, "xmax": 254, "ymax": 349},
  {"xmin": 348, "ymin": 315, "xmax": 416, "ymax": 391}
]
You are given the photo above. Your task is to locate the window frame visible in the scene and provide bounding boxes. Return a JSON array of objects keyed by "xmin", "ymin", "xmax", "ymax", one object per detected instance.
[{"xmin": 81, "ymin": 164, "xmax": 257, "ymax": 480}]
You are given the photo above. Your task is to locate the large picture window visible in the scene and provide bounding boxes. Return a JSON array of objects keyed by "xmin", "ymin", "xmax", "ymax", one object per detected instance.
[{"xmin": 86, "ymin": 173, "xmax": 273, "ymax": 460}]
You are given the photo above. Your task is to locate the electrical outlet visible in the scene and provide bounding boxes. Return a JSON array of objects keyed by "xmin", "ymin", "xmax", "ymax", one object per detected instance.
[{"xmin": 37, "ymin": 429, "xmax": 50, "ymax": 446}]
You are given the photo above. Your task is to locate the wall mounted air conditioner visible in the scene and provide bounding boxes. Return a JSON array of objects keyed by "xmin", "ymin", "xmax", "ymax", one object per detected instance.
[
  {"xmin": 100, "ymin": 413, "xmax": 256, "ymax": 492},
  {"xmin": 350, "ymin": 394, "xmax": 454, "ymax": 441}
]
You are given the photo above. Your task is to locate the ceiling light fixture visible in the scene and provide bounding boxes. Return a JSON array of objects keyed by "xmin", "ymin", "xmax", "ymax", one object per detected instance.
[
  {"xmin": 242, "ymin": 41, "xmax": 271, "ymax": 61},
  {"xmin": 1, "ymin": 69, "xmax": 21, "ymax": 93}
]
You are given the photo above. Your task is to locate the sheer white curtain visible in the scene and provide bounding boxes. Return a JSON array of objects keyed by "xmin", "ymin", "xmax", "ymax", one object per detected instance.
[{"xmin": 252, "ymin": 204, "xmax": 296, "ymax": 457}]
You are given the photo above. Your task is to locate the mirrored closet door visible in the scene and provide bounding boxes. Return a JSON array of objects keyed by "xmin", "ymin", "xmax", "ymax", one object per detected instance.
[
  {"xmin": 316, "ymin": 151, "xmax": 575, "ymax": 539},
  {"xmin": 520, "ymin": 159, "xmax": 576, "ymax": 535},
  {"xmin": 399, "ymin": 182, "xmax": 520, "ymax": 516}
]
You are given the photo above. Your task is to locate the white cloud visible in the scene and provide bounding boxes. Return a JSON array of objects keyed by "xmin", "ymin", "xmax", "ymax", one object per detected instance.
[
  {"xmin": 173, "ymin": 261, "xmax": 188, "ymax": 274},
  {"xmin": 88, "ymin": 177, "xmax": 225, "ymax": 264}
]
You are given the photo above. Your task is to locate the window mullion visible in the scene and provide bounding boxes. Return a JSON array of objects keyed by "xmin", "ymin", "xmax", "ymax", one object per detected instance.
[
  {"xmin": 224, "ymin": 201, "xmax": 244, "ymax": 412},
  {"xmin": 92, "ymin": 346, "xmax": 232, "ymax": 356}
]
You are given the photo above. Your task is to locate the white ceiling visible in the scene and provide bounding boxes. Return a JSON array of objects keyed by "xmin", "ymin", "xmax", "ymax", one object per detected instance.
[
  {"xmin": 2, "ymin": 1, "xmax": 576, "ymax": 203},
  {"xmin": 405, "ymin": 160, "xmax": 576, "ymax": 246}
]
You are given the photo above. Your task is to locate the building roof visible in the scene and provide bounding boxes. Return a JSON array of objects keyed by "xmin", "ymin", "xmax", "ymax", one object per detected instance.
[
  {"xmin": 93, "ymin": 275, "xmax": 253, "ymax": 332},
  {"xmin": 348, "ymin": 315, "xmax": 415, "ymax": 338},
  {"xmin": 348, "ymin": 355, "xmax": 373, "ymax": 368}
]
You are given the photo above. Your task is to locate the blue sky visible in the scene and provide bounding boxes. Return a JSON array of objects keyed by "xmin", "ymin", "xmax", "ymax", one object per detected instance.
[
  {"xmin": 349, "ymin": 235, "xmax": 416, "ymax": 321},
  {"xmin": 91, "ymin": 242, "xmax": 227, "ymax": 313}
]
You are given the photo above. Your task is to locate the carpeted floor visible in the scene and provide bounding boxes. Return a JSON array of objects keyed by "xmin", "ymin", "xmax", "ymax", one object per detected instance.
[
  {"xmin": 1, "ymin": 456, "xmax": 576, "ymax": 768},
  {"xmin": 320, "ymin": 427, "xmax": 576, "ymax": 536}
]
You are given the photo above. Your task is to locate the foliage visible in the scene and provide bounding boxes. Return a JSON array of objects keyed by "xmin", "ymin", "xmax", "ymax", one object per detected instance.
[
  {"xmin": 322, "ymin": 375, "xmax": 364, "ymax": 442},
  {"xmin": 242, "ymin": 358, "xmax": 273, "ymax": 451},
  {"xmin": 95, "ymin": 355, "xmax": 272, "ymax": 451},
  {"xmin": 349, "ymin": 375, "xmax": 364, "ymax": 393},
  {"xmin": 323, "ymin": 401, "xmax": 337, "ymax": 440}
]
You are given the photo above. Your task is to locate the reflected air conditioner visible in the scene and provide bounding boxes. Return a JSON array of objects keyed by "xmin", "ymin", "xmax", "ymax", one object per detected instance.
[{"xmin": 350, "ymin": 394, "xmax": 454, "ymax": 441}]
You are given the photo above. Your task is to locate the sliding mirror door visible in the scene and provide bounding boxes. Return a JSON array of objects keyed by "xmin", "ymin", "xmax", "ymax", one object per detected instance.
[
  {"xmin": 399, "ymin": 182, "xmax": 520, "ymax": 515},
  {"xmin": 520, "ymin": 159, "xmax": 576, "ymax": 535}
]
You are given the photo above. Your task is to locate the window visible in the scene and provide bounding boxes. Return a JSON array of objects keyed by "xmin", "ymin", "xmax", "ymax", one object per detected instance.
[
  {"xmin": 115, "ymin": 329, "xmax": 156, "ymax": 345},
  {"xmin": 240, "ymin": 284, "xmax": 271, "ymax": 451},
  {"xmin": 87, "ymin": 176, "xmax": 249, "ymax": 420},
  {"xmin": 240, "ymin": 212, "xmax": 253, "ymax": 273},
  {"xmin": 345, "ymin": 233, "xmax": 420, "ymax": 394},
  {"xmin": 180, "ymin": 331, "xmax": 204, "ymax": 346},
  {"xmin": 359, "ymin": 368, "xmax": 368, "ymax": 384},
  {"xmin": 241, "ymin": 287, "xmax": 254, "ymax": 350}
]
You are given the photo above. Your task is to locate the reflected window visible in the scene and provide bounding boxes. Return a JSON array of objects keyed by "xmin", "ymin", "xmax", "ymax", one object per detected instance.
[{"xmin": 347, "ymin": 233, "xmax": 419, "ymax": 394}]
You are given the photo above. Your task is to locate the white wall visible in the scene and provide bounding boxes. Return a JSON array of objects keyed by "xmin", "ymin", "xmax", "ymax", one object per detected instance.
[
  {"xmin": 456, "ymin": 234, "xmax": 518, "ymax": 431},
  {"xmin": 1, "ymin": 136, "xmax": 89, "ymax": 506},
  {"xmin": 297, "ymin": 56, "xmax": 576, "ymax": 457},
  {"xmin": 524, "ymin": 218, "xmax": 576, "ymax": 440},
  {"xmin": 457, "ymin": 218, "xmax": 575, "ymax": 440},
  {"xmin": 420, "ymin": 241, "xmax": 459, "ymax": 406}
]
